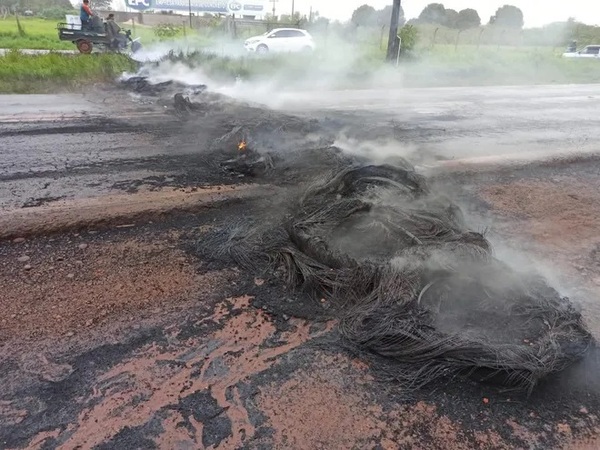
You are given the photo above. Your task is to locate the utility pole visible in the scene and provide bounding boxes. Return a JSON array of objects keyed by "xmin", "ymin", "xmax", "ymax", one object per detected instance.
[
  {"xmin": 291, "ymin": 0, "xmax": 295, "ymax": 19},
  {"xmin": 188, "ymin": 0, "xmax": 192, "ymax": 28},
  {"xmin": 270, "ymin": 0, "xmax": 278, "ymax": 19},
  {"xmin": 386, "ymin": 0, "xmax": 402, "ymax": 61}
]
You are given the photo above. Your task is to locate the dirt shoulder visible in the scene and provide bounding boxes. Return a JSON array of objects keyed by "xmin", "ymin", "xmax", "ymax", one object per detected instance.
[
  {"xmin": 0, "ymin": 184, "xmax": 271, "ymax": 240},
  {"xmin": 0, "ymin": 188, "xmax": 599, "ymax": 450}
]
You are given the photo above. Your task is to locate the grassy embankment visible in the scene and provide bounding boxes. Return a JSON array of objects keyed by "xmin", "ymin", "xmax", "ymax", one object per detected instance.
[
  {"xmin": 1, "ymin": 17, "xmax": 600, "ymax": 93},
  {"xmin": 0, "ymin": 16, "xmax": 173, "ymax": 49},
  {"xmin": 0, "ymin": 17, "xmax": 144, "ymax": 93},
  {"xmin": 0, "ymin": 16, "xmax": 75, "ymax": 50},
  {"xmin": 0, "ymin": 50, "xmax": 136, "ymax": 93},
  {"xmin": 160, "ymin": 44, "xmax": 600, "ymax": 89}
]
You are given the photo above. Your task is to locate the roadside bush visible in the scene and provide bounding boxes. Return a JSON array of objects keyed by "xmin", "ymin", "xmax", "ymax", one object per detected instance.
[
  {"xmin": 399, "ymin": 24, "xmax": 418, "ymax": 54},
  {"xmin": 153, "ymin": 23, "xmax": 183, "ymax": 40}
]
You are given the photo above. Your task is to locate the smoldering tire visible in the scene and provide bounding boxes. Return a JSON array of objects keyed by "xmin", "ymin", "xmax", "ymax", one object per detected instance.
[{"xmin": 200, "ymin": 155, "xmax": 594, "ymax": 394}]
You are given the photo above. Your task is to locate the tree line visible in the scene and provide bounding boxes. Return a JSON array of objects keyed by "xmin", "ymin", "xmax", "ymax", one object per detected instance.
[
  {"xmin": 0, "ymin": 0, "xmax": 112, "ymax": 15},
  {"xmin": 351, "ymin": 3, "xmax": 525, "ymax": 30}
]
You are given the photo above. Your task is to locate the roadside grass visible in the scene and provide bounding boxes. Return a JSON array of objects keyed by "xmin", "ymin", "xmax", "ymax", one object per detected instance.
[
  {"xmin": 411, "ymin": 45, "xmax": 600, "ymax": 86},
  {"xmin": 0, "ymin": 32, "xmax": 74, "ymax": 50},
  {"xmin": 0, "ymin": 50, "xmax": 136, "ymax": 93},
  {"xmin": 0, "ymin": 17, "xmax": 74, "ymax": 49},
  {"xmin": 2, "ymin": 17, "xmax": 600, "ymax": 93},
  {"xmin": 0, "ymin": 17, "xmax": 67, "ymax": 35},
  {"xmin": 158, "ymin": 42, "xmax": 600, "ymax": 89},
  {"xmin": 0, "ymin": 17, "xmax": 167, "ymax": 49}
]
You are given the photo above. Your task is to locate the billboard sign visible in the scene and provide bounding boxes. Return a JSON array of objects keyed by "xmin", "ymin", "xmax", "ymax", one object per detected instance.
[
  {"xmin": 126, "ymin": 0, "xmax": 265, "ymax": 14},
  {"xmin": 126, "ymin": 0, "xmax": 152, "ymax": 11}
]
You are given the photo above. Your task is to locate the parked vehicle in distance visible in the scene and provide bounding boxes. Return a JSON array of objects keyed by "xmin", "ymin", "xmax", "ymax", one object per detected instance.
[
  {"xmin": 563, "ymin": 44, "xmax": 600, "ymax": 58},
  {"xmin": 244, "ymin": 28, "xmax": 315, "ymax": 54},
  {"xmin": 57, "ymin": 15, "xmax": 142, "ymax": 54}
]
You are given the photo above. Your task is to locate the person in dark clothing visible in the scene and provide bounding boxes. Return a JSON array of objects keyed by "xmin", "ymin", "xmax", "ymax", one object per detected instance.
[
  {"xmin": 105, "ymin": 14, "xmax": 126, "ymax": 49},
  {"xmin": 567, "ymin": 40, "xmax": 578, "ymax": 53},
  {"xmin": 80, "ymin": 0, "xmax": 93, "ymax": 30}
]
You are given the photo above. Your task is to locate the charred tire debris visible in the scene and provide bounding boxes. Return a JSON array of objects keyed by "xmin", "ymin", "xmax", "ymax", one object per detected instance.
[
  {"xmin": 199, "ymin": 157, "xmax": 593, "ymax": 394},
  {"xmin": 120, "ymin": 76, "xmax": 207, "ymax": 97},
  {"xmin": 121, "ymin": 81, "xmax": 594, "ymax": 394},
  {"xmin": 197, "ymin": 151, "xmax": 594, "ymax": 394}
]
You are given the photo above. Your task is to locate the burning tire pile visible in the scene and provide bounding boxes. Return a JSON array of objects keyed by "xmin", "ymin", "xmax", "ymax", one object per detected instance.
[{"xmin": 202, "ymin": 148, "xmax": 594, "ymax": 393}]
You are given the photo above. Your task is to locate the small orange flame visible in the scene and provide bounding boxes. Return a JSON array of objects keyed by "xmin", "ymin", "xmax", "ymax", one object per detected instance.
[{"xmin": 238, "ymin": 140, "xmax": 247, "ymax": 152}]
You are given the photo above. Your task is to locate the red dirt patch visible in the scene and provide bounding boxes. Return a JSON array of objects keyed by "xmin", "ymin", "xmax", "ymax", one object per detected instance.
[
  {"xmin": 257, "ymin": 354, "xmax": 383, "ymax": 449},
  {"xmin": 479, "ymin": 178, "xmax": 600, "ymax": 336},
  {"xmin": 256, "ymin": 353, "xmax": 543, "ymax": 449},
  {"xmin": 0, "ymin": 233, "xmax": 227, "ymax": 343},
  {"xmin": 480, "ymin": 180, "xmax": 600, "ymax": 254},
  {"xmin": 22, "ymin": 296, "xmax": 330, "ymax": 449}
]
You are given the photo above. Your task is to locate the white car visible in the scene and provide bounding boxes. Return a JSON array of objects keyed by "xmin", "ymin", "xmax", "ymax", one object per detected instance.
[
  {"xmin": 244, "ymin": 28, "xmax": 315, "ymax": 54},
  {"xmin": 563, "ymin": 45, "xmax": 600, "ymax": 58}
]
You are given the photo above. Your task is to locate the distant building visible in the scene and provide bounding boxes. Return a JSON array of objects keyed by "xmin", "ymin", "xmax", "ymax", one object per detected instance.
[{"xmin": 123, "ymin": 0, "xmax": 267, "ymax": 19}]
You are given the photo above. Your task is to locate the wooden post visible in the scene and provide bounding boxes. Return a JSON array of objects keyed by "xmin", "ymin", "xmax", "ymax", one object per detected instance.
[{"xmin": 455, "ymin": 29, "xmax": 463, "ymax": 51}]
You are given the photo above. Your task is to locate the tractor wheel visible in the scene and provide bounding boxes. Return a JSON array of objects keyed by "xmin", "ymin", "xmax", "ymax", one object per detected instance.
[
  {"xmin": 256, "ymin": 44, "xmax": 269, "ymax": 54},
  {"xmin": 76, "ymin": 39, "xmax": 93, "ymax": 54}
]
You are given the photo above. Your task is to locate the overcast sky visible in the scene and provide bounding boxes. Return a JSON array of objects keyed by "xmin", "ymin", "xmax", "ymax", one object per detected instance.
[{"xmin": 285, "ymin": 0, "xmax": 599, "ymax": 27}]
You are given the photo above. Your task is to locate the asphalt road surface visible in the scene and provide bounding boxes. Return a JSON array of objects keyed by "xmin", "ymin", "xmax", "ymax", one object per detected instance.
[
  {"xmin": 2, "ymin": 83, "xmax": 599, "ymax": 211},
  {"xmin": 0, "ymin": 92, "xmax": 194, "ymax": 210},
  {"xmin": 272, "ymin": 83, "xmax": 600, "ymax": 163}
]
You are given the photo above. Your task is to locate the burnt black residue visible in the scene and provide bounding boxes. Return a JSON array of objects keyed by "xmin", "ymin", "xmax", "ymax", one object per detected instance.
[
  {"xmin": 177, "ymin": 390, "xmax": 232, "ymax": 448},
  {"xmin": 21, "ymin": 196, "xmax": 65, "ymax": 208},
  {"xmin": 0, "ymin": 118, "xmax": 137, "ymax": 138}
]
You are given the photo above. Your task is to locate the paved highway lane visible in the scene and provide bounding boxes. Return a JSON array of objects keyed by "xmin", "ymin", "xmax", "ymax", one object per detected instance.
[
  {"xmin": 271, "ymin": 84, "xmax": 600, "ymax": 165},
  {"xmin": 1, "ymin": 83, "xmax": 599, "ymax": 210},
  {"xmin": 0, "ymin": 93, "xmax": 193, "ymax": 210}
]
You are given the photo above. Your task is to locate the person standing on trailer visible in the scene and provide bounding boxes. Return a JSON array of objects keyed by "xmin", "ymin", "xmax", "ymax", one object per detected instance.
[{"xmin": 80, "ymin": 0, "xmax": 94, "ymax": 30}]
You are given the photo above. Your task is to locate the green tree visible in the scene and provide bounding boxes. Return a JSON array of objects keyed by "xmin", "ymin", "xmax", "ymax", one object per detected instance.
[
  {"xmin": 418, "ymin": 3, "xmax": 446, "ymax": 25},
  {"xmin": 456, "ymin": 8, "xmax": 481, "ymax": 30},
  {"xmin": 444, "ymin": 8, "xmax": 458, "ymax": 28},
  {"xmin": 351, "ymin": 4, "xmax": 377, "ymax": 27},
  {"xmin": 9, "ymin": 0, "xmax": 74, "ymax": 10},
  {"xmin": 490, "ymin": 5, "xmax": 524, "ymax": 29},
  {"xmin": 376, "ymin": 4, "xmax": 405, "ymax": 27},
  {"xmin": 91, "ymin": 0, "xmax": 113, "ymax": 9},
  {"xmin": 279, "ymin": 12, "xmax": 303, "ymax": 23},
  {"xmin": 309, "ymin": 16, "xmax": 330, "ymax": 33}
]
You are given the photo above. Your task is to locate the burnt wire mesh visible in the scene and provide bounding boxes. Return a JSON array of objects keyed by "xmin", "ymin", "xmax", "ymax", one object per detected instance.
[{"xmin": 198, "ymin": 158, "xmax": 593, "ymax": 393}]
